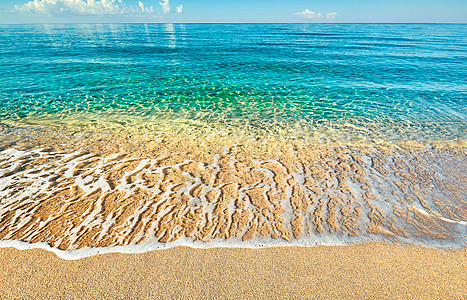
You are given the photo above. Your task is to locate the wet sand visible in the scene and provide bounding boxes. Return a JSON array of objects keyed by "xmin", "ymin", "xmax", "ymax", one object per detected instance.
[{"xmin": 0, "ymin": 242, "xmax": 466, "ymax": 299}]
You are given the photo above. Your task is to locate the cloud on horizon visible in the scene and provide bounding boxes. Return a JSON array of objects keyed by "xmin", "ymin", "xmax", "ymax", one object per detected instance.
[
  {"xmin": 295, "ymin": 9, "xmax": 338, "ymax": 20},
  {"xmin": 159, "ymin": 0, "xmax": 182, "ymax": 14},
  {"xmin": 159, "ymin": 0, "xmax": 170, "ymax": 14},
  {"xmin": 15, "ymin": 0, "xmax": 156, "ymax": 15},
  {"xmin": 294, "ymin": 9, "xmax": 319, "ymax": 19},
  {"xmin": 326, "ymin": 12, "xmax": 338, "ymax": 20}
]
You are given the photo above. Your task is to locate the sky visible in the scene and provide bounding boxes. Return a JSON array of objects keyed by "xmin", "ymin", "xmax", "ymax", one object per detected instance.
[{"xmin": 0, "ymin": 0, "xmax": 466, "ymax": 24}]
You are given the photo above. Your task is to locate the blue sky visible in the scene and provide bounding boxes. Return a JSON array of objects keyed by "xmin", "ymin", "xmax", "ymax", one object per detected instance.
[{"xmin": 0, "ymin": 0, "xmax": 466, "ymax": 23}]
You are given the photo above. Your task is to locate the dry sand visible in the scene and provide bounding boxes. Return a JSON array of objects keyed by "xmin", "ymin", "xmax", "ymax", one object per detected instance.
[{"xmin": 0, "ymin": 242, "xmax": 466, "ymax": 299}]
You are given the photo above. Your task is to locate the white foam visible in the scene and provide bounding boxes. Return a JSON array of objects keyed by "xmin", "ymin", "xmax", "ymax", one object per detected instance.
[
  {"xmin": 0, "ymin": 235, "xmax": 379, "ymax": 260},
  {"xmin": 414, "ymin": 206, "xmax": 467, "ymax": 226}
]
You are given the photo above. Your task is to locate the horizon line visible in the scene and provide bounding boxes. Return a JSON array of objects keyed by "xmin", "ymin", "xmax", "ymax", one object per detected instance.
[{"xmin": 1, "ymin": 22, "xmax": 466, "ymax": 25}]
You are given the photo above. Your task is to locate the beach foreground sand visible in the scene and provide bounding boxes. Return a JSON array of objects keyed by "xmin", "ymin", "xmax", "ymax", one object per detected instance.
[{"xmin": 0, "ymin": 242, "xmax": 465, "ymax": 299}]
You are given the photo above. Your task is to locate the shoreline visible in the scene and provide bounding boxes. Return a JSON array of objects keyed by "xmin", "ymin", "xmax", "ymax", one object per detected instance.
[
  {"xmin": 1, "ymin": 242, "xmax": 466, "ymax": 299},
  {"xmin": 1, "ymin": 234, "xmax": 465, "ymax": 260}
]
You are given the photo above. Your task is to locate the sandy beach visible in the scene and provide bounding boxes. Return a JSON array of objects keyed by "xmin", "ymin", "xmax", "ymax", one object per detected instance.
[{"xmin": 1, "ymin": 242, "xmax": 465, "ymax": 299}]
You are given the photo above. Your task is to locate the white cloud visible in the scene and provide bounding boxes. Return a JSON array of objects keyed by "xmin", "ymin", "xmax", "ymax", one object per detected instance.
[
  {"xmin": 138, "ymin": 1, "xmax": 154, "ymax": 13},
  {"xmin": 295, "ymin": 9, "xmax": 318, "ymax": 19},
  {"xmin": 159, "ymin": 0, "xmax": 171, "ymax": 14},
  {"xmin": 159, "ymin": 0, "xmax": 183, "ymax": 14},
  {"xmin": 326, "ymin": 12, "xmax": 338, "ymax": 20},
  {"xmin": 15, "ymin": 0, "xmax": 155, "ymax": 15},
  {"xmin": 295, "ymin": 9, "xmax": 338, "ymax": 20}
]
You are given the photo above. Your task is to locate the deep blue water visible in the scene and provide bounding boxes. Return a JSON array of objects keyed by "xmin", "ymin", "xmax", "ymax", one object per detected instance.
[{"xmin": 0, "ymin": 23, "xmax": 465, "ymax": 140}]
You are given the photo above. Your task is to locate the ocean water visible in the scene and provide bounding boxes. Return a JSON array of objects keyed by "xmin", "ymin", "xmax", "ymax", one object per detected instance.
[
  {"xmin": 0, "ymin": 23, "xmax": 466, "ymax": 140},
  {"xmin": 0, "ymin": 24, "xmax": 465, "ymax": 258}
]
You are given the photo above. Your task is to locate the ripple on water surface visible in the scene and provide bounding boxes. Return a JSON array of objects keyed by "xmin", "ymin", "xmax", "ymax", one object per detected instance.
[{"xmin": 0, "ymin": 24, "xmax": 465, "ymax": 141}]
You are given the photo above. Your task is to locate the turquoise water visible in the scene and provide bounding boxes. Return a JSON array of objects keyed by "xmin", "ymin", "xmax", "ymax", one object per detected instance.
[{"xmin": 0, "ymin": 23, "xmax": 466, "ymax": 140}]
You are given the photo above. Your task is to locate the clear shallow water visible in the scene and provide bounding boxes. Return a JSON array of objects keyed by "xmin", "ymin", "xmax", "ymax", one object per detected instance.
[{"xmin": 0, "ymin": 23, "xmax": 466, "ymax": 140}]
